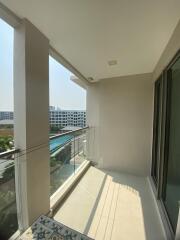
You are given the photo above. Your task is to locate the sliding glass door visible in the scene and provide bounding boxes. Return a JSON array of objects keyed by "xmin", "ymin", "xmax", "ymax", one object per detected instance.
[
  {"xmin": 152, "ymin": 52, "xmax": 180, "ymax": 235},
  {"xmin": 162, "ymin": 55, "xmax": 180, "ymax": 232}
]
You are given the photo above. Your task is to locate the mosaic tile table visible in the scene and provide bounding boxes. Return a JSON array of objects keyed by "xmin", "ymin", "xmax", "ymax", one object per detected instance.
[{"xmin": 19, "ymin": 215, "xmax": 94, "ymax": 240}]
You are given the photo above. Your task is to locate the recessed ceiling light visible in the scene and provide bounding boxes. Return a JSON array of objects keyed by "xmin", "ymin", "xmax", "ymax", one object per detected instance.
[{"xmin": 108, "ymin": 60, "xmax": 117, "ymax": 66}]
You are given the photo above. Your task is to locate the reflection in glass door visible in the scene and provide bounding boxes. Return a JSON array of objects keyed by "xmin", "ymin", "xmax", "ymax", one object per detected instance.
[{"xmin": 162, "ymin": 56, "xmax": 180, "ymax": 232}]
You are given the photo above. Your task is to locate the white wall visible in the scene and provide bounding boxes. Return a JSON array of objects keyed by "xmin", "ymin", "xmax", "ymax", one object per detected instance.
[
  {"xmin": 87, "ymin": 73, "xmax": 153, "ymax": 176},
  {"xmin": 153, "ymin": 19, "xmax": 180, "ymax": 81},
  {"xmin": 87, "ymin": 19, "xmax": 180, "ymax": 177}
]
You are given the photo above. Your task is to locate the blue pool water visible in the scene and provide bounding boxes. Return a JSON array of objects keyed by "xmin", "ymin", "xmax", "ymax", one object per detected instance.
[{"xmin": 50, "ymin": 135, "xmax": 73, "ymax": 153}]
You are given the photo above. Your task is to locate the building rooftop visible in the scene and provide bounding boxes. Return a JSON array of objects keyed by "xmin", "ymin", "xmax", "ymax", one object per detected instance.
[
  {"xmin": 61, "ymin": 126, "xmax": 82, "ymax": 131},
  {"xmin": 0, "ymin": 119, "xmax": 14, "ymax": 125}
]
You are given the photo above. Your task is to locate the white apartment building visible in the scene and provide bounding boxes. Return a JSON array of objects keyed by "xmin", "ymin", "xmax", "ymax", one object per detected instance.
[
  {"xmin": 0, "ymin": 110, "xmax": 86, "ymax": 128},
  {"xmin": 0, "ymin": 111, "xmax": 14, "ymax": 120},
  {"xmin": 49, "ymin": 108, "xmax": 86, "ymax": 128}
]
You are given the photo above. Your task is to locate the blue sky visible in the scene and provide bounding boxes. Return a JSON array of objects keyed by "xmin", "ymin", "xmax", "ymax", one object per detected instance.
[{"xmin": 0, "ymin": 18, "xmax": 86, "ymax": 111}]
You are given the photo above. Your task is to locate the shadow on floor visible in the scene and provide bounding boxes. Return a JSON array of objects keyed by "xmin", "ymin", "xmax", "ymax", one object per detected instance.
[{"xmin": 54, "ymin": 167, "xmax": 165, "ymax": 240}]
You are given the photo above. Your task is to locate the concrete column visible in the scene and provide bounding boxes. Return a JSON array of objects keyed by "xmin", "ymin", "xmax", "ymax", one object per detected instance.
[{"xmin": 14, "ymin": 19, "xmax": 50, "ymax": 230}]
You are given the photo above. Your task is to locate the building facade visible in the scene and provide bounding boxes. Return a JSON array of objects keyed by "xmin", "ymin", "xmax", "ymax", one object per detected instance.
[
  {"xmin": 0, "ymin": 109, "xmax": 86, "ymax": 128},
  {"xmin": 49, "ymin": 107, "xmax": 86, "ymax": 128},
  {"xmin": 0, "ymin": 111, "xmax": 14, "ymax": 120}
]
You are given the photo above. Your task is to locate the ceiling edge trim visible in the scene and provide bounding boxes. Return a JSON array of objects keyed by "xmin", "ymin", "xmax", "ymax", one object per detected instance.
[
  {"xmin": 49, "ymin": 46, "xmax": 90, "ymax": 85},
  {"xmin": 0, "ymin": 2, "xmax": 90, "ymax": 86},
  {"xmin": 0, "ymin": 2, "xmax": 21, "ymax": 27}
]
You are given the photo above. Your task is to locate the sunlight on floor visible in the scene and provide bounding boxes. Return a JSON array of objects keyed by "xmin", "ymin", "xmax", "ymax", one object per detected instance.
[{"xmin": 54, "ymin": 167, "xmax": 166, "ymax": 240}]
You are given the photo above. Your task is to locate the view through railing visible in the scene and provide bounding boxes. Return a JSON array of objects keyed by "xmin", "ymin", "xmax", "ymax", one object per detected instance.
[
  {"xmin": 0, "ymin": 149, "xmax": 19, "ymax": 239},
  {"xmin": 0, "ymin": 127, "xmax": 89, "ymax": 239},
  {"xmin": 50, "ymin": 127, "xmax": 89, "ymax": 195}
]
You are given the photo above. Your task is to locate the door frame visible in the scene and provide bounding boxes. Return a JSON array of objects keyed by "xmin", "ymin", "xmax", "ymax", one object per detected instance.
[{"xmin": 151, "ymin": 50, "xmax": 180, "ymax": 239}]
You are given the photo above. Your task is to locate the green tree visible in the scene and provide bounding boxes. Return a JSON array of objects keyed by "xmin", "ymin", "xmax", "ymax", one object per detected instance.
[
  {"xmin": 2, "ymin": 163, "xmax": 15, "ymax": 183},
  {"xmin": 0, "ymin": 136, "xmax": 13, "ymax": 153},
  {"xmin": 50, "ymin": 157, "xmax": 57, "ymax": 167},
  {"xmin": 50, "ymin": 125, "xmax": 63, "ymax": 133}
]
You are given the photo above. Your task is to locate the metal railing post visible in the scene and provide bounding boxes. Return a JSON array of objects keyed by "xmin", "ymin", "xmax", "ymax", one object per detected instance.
[
  {"xmin": 73, "ymin": 136, "xmax": 75, "ymax": 173},
  {"xmin": 78, "ymin": 137, "xmax": 79, "ymax": 156}
]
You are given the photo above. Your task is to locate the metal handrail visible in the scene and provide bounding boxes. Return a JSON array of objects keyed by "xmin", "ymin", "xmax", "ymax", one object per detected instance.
[
  {"xmin": 0, "ymin": 149, "xmax": 20, "ymax": 158},
  {"xmin": 0, "ymin": 127, "xmax": 88, "ymax": 158},
  {"xmin": 49, "ymin": 126, "xmax": 89, "ymax": 140}
]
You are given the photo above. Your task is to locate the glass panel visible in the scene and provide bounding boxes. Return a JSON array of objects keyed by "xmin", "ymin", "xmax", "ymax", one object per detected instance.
[
  {"xmin": 50, "ymin": 129, "xmax": 88, "ymax": 195},
  {"xmin": 50, "ymin": 134, "xmax": 73, "ymax": 195},
  {"xmin": 73, "ymin": 129, "xmax": 87, "ymax": 172},
  {"xmin": 163, "ymin": 56, "xmax": 180, "ymax": 231},
  {"xmin": 152, "ymin": 77, "xmax": 162, "ymax": 185},
  {"xmin": 0, "ymin": 18, "xmax": 16, "ymax": 239},
  {"xmin": 0, "ymin": 152, "xmax": 18, "ymax": 239}
]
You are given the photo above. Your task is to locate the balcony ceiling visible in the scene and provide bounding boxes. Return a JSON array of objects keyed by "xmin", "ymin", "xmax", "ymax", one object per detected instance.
[{"xmin": 1, "ymin": 0, "xmax": 180, "ymax": 81}]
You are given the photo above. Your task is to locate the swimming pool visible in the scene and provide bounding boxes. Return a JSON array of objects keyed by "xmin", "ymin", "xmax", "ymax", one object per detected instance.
[{"xmin": 50, "ymin": 135, "xmax": 73, "ymax": 153}]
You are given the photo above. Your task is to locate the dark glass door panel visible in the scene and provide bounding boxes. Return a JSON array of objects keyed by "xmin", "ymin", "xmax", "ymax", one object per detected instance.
[
  {"xmin": 163, "ymin": 56, "xmax": 180, "ymax": 232},
  {"xmin": 152, "ymin": 77, "xmax": 162, "ymax": 185}
]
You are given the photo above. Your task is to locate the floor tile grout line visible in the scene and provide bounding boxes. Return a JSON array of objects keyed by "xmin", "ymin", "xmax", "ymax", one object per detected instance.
[
  {"xmin": 110, "ymin": 184, "xmax": 120, "ymax": 240},
  {"xmin": 94, "ymin": 177, "xmax": 112, "ymax": 238},
  {"xmin": 103, "ymin": 182, "xmax": 116, "ymax": 240}
]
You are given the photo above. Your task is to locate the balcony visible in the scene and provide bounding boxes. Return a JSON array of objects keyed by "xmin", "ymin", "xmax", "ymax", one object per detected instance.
[{"xmin": 0, "ymin": 1, "xmax": 180, "ymax": 240}]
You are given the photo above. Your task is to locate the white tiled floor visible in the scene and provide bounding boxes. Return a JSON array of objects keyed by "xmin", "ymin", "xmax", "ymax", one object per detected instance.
[{"xmin": 54, "ymin": 166, "xmax": 166, "ymax": 240}]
